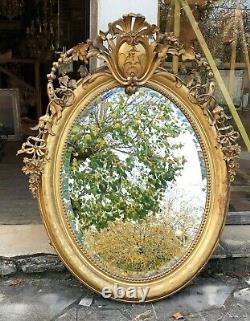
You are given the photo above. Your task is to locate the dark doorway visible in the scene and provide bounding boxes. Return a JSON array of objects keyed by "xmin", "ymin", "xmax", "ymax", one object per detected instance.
[
  {"xmin": 0, "ymin": 0, "xmax": 90, "ymax": 224},
  {"xmin": 0, "ymin": 0, "xmax": 90, "ymax": 123}
]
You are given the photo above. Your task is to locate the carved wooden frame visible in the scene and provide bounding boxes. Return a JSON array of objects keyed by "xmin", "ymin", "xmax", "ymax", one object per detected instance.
[{"xmin": 18, "ymin": 14, "xmax": 240, "ymax": 302}]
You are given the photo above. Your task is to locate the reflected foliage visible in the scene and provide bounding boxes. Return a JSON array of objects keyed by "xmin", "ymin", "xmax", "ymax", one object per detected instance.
[
  {"xmin": 67, "ymin": 88, "xmax": 185, "ymax": 231},
  {"xmin": 62, "ymin": 87, "xmax": 207, "ymax": 277},
  {"xmin": 85, "ymin": 216, "xmax": 183, "ymax": 275}
]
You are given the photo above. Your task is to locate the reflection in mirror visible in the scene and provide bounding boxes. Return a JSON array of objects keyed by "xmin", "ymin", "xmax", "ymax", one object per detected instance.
[{"xmin": 62, "ymin": 87, "xmax": 207, "ymax": 279}]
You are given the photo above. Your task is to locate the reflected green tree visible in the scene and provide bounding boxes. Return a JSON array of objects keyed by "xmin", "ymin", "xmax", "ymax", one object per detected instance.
[{"xmin": 66, "ymin": 88, "xmax": 185, "ymax": 230}]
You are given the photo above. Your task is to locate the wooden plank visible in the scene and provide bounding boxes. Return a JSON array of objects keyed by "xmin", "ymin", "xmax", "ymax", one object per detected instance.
[
  {"xmin": 165, "ymin": 0, "xmax": 175, "ymax": 33},
  {"xmin": 237, "ymin": 169, "xmax": 250, "ymax": 182},
  {"xmin": 221, "ymin": 63, "xmax": 247, "ymax": 70},
  {"xmin": 231, "ymin": 185, "xmax": 250, "ymax": 192},
  {"xmin": 173, "ymin": 0, "xmax": 181, "ymax": 73},
  {"xmin": 0, "ymin": 65, "xmax": 34, "ymax": 91},
  {"xmin": 0, "ymin": 58, "xmax": 36, "ymax": 64},
  {"xmin": 226, "ymin": 212, "xmax": 250, "ymax": 225},
  {"xmin": 228, "ymin": 9, "xmax": 239, "ymax": 96},
  {"xmin": 165, "ymin": 0, "xmax": 208, "ymax": 5},
  {"xmin": 238, "ymin": 9, "xmax": 250, "ymax": 84},
  {"xmin": 166, "ymin": 61, "xmax": 247, "ymax": 70},
  {"xmin": 179, "ymin": 0, "xmax": 250, "ymax": 152},
  {"xmin": 34, "ymin": 61, "xmax": 42, "ymax": 117}
]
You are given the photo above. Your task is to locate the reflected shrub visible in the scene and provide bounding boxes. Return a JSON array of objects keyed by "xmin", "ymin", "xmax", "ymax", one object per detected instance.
[{"xmin": 85, "ymin": 216, "xmax": 183, "ymax": 275}]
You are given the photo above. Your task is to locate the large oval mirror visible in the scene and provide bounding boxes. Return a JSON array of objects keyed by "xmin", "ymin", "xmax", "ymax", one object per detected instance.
[{"xmin": 18, "ymin": 14, "xmax": 240, "ymax": 302}]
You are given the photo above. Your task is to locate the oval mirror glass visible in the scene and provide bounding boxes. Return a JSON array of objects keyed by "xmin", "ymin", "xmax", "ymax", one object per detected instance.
[{"xmin": 62, "ymin": 87, "xmax": 207, "ymax": 279}]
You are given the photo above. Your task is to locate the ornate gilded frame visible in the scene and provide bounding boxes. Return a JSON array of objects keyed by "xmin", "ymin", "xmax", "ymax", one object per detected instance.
[{"xmin": 18, "ymin": 14, "xmax": 240, "ymax": 302}]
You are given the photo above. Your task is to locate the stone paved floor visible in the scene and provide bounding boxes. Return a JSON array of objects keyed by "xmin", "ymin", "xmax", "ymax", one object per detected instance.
[{"xmin": 0, "ymin": 271, "xmax": 250, "ymax": 321}]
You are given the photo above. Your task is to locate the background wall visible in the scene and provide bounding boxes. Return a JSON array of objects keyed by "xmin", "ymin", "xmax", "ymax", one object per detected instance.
[{"xmin": 97, "ymin": 0, "xmax": 159, "ymax": 33}]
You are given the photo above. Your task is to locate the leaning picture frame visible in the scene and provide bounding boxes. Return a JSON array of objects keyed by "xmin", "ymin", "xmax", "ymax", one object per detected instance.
[{"xmin": 0, "ymin": 89, "xmax": 21, "ymax": 141}]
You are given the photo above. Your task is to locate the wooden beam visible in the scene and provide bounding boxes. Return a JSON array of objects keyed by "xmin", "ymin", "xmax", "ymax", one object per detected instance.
[
  {"xmin": 0, "ymin": 58, "xmax": 36, "ymax": 64},
  {"xmin": 166, "ymin": 61, "xmax": 248, "ymax": 70},
  {"xmin": 173, "ymin": 0, "xmax": 181, "ymax": 73},
  {"xmin": 222, "ymin": 62, "xmax": 247, "ymax": 70},
  {"xmin": 228, "ymin": 9, "xmax": 239, "ymax": 96},
  {"xmin": 179, "ymin": 0, "xmax": 250, "ymax": 152},
  {"xmin": 0, "ymin": 65, "xmax": 34, "ymax": 91},
  {"xmin": 237, "ymin": 169, "xmax": 250, "ymax": 182},
  {"xmin": 34, "ymin": 61, "xmax": 42, "ymax": 117},
  {"xmin": 165, "ymin": 0, "xmax": 209, "ymax": 5},
  {"xmin": 231, "ymin": 185, "xmax": 250, "ymax": 192},
  {"xmin": 165, "ymin": 0, "xmax": 175, "ymax": 33},
  {"xmin": 226, "ymin": 212, "xmax": 250, "ymax": 225},
  {"xmin": 238, "ymin": 9, "xmax": 250, "ymax": 84}
]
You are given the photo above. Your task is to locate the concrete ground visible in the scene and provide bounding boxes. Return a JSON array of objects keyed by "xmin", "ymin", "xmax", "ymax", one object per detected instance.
[
  {"xmin": 1, "ymin": 224, "xmax": 250, "ymax": 277},
  {"xmin": 0, "ymin": 271, "xmax": 250, "ymax": 321},
  {"xmin": 0, "ymin": 142, "xmax": 40, "ymax": 225}
]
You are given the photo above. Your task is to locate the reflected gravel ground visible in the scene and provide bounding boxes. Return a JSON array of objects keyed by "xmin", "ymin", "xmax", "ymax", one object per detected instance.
[{"xmin": 0, "ymin": 271, "xmax": 250, "ymax": 321}]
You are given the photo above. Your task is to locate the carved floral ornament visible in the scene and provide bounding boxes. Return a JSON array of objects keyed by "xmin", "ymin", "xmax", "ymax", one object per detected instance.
[{"xmin": 18, "ymin": 13, "xmax": 240, "ymax": 198}]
